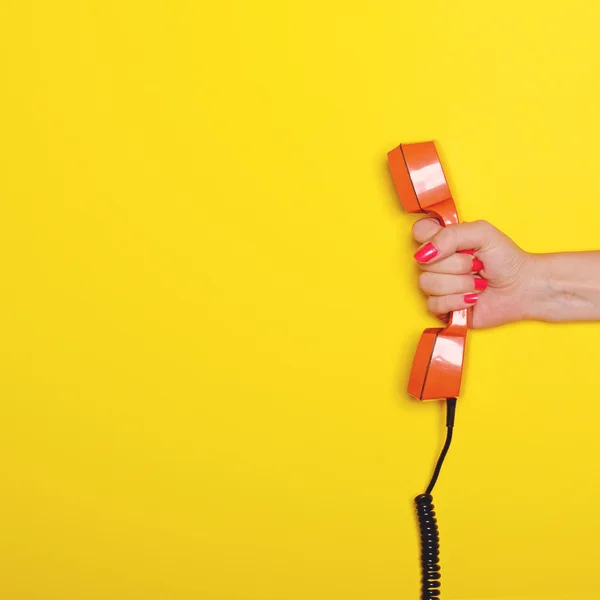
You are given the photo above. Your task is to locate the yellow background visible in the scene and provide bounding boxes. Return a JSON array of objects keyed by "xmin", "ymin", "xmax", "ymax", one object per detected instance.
[{"xmin": 0, "ymin": 1, "xmax": 599, "ymax": 599}]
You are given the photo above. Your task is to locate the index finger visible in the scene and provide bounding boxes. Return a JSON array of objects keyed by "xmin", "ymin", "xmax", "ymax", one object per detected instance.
[{"xmin": 412, "ymin": 218, "xmax": 443, "ymax": 244}]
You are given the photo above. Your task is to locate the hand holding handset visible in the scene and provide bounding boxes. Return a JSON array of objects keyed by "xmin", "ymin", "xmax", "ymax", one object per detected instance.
[{"xmin": 387, "ymin": 141, "xmax": 469, "ymax": 401}]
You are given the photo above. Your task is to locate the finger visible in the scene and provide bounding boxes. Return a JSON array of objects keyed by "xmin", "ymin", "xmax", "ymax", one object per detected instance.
[
  {"xmin": 418, "ymin": 252, "xmax": 477, "ymax": 275},
  {"xmin": 428, "ymin": 292, "xmax": 479, "ymax": 318},
  {"xmin": 419, "ymin": 273, "xmax": 488, "ymax": 296},
  {"xmin": 412, "ymin": 218, "xmax": 443, "ymax": 244},
  {"xmin": 414, "ymin": 220, "xmax": 495, "ymax": 264}
]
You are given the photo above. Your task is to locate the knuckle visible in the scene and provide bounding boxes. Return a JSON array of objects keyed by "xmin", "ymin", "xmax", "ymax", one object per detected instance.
[
  {"xmin": 427, "ymin": 296, "xmax": 439, "ymax": 314},
  {"xmin": 474, "ymin": 219, "xmax": 494, "ymax": 233},
  {"xmin": 471, "ymin": 219, "xmax": 498, "ymax": 249},
  {"xmin": 428, "ymin": 295, "xmax": 446, "ymax": 315},
  {"xmin": 412, "ymin": 217, "xmax": 439, "ymax": 241},
  {"xmin": 411, "ymin": 219, "xmax": 424, "ymax": 238},
  {"xmin": 459, "ymin": 274, "xmax": 473, "ymax": 291},
  {"xmin": 411, "ymin": 221, "xmax": 420, "ymax": 240},
  {"xmin": 434, "ymin": 226, "xmax": 456, "ymax": 253},
  {"xmin": 461, "ymin": 253, "xmax": 473, "ymax": 273},
  {"xmin": 418, "ymin": 271, "xmax": 432, "ymax": 291}
]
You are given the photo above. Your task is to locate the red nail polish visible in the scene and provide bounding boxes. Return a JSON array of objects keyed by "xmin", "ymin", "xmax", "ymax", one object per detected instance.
[
  {"xmin": 460, "ymin": 249, "xmax": 475, "ymax": 255},
  {"xmin": 414, "ymin": 242, "xmax": 438, "ymax": 263},
  {"xmin": 464, "ymin": 293, "xmax": 478, "ymax": 304},
  {"xmin": 472, "ymin": 258, "xmax": 484, "ymax": 272},
  {"xmin": 474, "ymin": 278, "xmax": 488, "ymax": 291}
]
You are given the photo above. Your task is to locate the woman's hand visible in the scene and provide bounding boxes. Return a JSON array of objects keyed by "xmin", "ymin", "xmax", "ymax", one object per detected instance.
[{"xmin": 412, "ymin": 219, "xmax": 534, "ymax": 328}]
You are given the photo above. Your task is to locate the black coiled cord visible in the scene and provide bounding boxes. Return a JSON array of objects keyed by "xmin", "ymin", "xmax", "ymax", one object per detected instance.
[
  {"xmin": 414, "ymin": 397, "xmax": 457, "ymax": 600},
  {"xmin": 415, "ymin": 494, "xmax": 441, "ymax": 598}
]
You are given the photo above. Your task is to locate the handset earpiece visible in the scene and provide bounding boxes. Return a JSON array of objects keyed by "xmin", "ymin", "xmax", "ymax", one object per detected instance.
[{"xmin": 387, "ymin": 141, "xmax": 469, "ymax": 401}]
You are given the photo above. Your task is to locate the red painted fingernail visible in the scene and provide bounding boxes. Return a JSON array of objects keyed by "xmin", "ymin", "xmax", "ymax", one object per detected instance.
[
  {"xmin": 474, "ymin": 278, "xmax": 488, "ymax": 291},
  {"xmin": 414, "ymin": 242, "xmax": 438, "ymax": 263},
  {"xmin": 464, "ymin": 293, "xmax": 478, "ymax": 304},
  {"xmin": 472, "ymin": 259, "xmax": 484, "ymax": 272},
  {"xmin": 461, "ymin": 249, "xmax": 475, "ymax": 255}
]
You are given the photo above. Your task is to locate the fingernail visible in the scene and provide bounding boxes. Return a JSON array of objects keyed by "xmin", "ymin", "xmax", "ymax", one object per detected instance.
[
  {"xmin": 474, "ymin": 278, "xmax": 488, "ymax": 291},
  {"xmin": 472, "ymin": 258, "xmax": 484, "ymax": 272},
  {"xmin": 414, "ymin": 242, "xmax": 438, "ymax": 263},
  {"xmin": 461, "ymin": 249, "xmax": 475, "ymax": 255},
  {"xmin": 464, "ymin": 293, "xmax": 478, "ymax": 304}
]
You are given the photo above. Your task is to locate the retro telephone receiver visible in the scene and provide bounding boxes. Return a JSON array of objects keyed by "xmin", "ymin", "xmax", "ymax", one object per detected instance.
[{"xmin": 387, "ymin": 141, "xmax": 476, "ymax": 599}]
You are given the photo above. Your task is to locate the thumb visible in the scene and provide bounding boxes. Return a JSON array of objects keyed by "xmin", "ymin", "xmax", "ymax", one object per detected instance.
[{"xmin": 414, "ymin": 220, "xmax": 494, "ymax": 263}]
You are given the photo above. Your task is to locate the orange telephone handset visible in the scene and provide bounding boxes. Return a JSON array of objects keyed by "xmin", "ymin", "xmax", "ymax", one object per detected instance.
[{"xmin": 387, "ymin": 141, "xmax": 468, "ymax": 401}]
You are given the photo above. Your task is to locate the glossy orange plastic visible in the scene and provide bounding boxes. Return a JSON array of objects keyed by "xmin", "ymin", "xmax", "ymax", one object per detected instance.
[{"xmin": 387, "ymin": 141, "xmax": 468, "ymax": 401}]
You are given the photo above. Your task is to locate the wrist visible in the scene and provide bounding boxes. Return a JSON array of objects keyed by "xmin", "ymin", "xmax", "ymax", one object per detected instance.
[
  {"xmin": 520, "ymin": 252, "xmax": 600, "ymax": 322},
  {"xmin": 518, "ymin": 253, "xmax": 556, "ymax": 322}
]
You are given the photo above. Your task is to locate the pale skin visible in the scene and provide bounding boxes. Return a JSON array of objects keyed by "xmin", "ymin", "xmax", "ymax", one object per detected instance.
[{"xmin": 412, "ymin": 218, "xmax": 600, "ymax": 328}]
